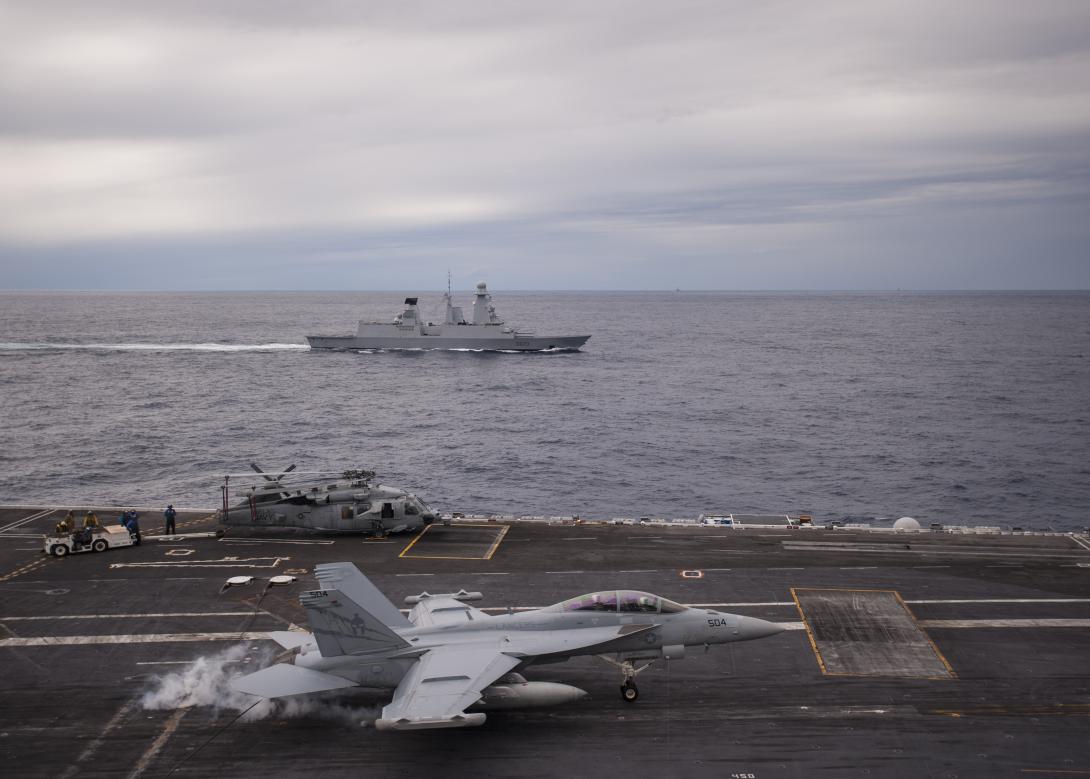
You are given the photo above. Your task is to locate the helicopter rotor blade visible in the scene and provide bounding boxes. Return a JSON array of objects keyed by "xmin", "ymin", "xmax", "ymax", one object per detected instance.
[{"xmin": 250, "ymin": 462, "xmax": 278, "ymax": 482}]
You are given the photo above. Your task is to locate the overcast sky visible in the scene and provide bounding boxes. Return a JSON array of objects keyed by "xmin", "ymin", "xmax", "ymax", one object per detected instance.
[{"xmin": 1, "ymin": 1, "xmax": 1088, "ymax": 290}]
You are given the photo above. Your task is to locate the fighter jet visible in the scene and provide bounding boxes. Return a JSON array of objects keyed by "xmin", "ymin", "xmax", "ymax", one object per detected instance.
[{"xmin": 231, "ymin": 562, "xmax": 785, "ymax": 730}]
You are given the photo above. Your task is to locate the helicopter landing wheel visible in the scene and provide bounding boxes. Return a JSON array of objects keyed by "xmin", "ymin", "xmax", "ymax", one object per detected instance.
[{"xmin": 621, "ymin": 681, "xmax": 639, "ymax": 702}]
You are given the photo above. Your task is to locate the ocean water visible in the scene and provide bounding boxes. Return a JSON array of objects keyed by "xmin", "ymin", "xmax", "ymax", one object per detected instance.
[{"xmin": 0, "ymin": 290, "xmax": 1087, "ymax": 530}]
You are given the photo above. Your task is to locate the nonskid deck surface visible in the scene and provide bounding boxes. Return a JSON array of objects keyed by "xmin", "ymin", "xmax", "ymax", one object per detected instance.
[{"xmin": 1, "ymin": 505, "xmax": 1089, "ymax": 778}]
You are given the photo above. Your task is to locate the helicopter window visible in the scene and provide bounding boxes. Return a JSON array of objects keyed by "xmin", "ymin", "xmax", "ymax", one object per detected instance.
[
  {"xmin": 341, "ymin": 506, "xmax": 353, "ymax": 520},
  {"xmin": 381, "ymin": 503, "xmax": 394, "ymax": 519},
  {"xmin": 405, "ymin": 504, "xmax": 419, "ymax": 515},
  {"xmin": 355, "ymin": 503, "xmax": 372, "ymax": 517}
]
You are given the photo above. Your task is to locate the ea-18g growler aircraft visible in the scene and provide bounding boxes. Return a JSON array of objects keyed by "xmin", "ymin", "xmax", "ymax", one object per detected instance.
[{"xmin": 231, "ymin": 563, "xmax": 785, "ymax": 731}]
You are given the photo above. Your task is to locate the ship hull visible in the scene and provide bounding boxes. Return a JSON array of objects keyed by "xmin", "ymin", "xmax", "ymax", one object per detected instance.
[{"xmin": 305, "ymin": 334, "xmax": 590, "ymax": 351}]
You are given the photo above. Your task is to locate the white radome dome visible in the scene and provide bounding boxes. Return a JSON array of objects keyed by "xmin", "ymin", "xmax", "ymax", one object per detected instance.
[{"xmin": 893, "ymin": 516, "xmax": 921, "ymax": 530}]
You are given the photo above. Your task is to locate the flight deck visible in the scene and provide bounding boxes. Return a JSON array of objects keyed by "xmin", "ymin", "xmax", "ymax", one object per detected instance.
[{"xmin": 1, "ymin": 506, "xmax": 1088, "ymax": 778}]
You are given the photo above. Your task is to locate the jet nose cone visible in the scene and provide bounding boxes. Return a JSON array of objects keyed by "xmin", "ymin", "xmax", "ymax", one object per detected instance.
[{"xmin": 737, "ymin": 615, "xmax": 786, "ymax": 641}]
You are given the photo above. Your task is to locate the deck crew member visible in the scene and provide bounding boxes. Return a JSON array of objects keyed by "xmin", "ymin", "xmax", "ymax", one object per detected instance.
[
  {"xmin": 163, "ymin": 504, "xmax": 177, "ymax": 535},
  {"xmin": 55, "ymin": 515, "xmax": 72, "ymax": 535},
  {"xmin": 83, "ymin": 510, "xmax": 100, "ymax": 529}
]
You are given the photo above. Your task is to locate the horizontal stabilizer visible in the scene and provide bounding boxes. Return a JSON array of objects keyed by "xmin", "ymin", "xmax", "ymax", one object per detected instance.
[
  {"xmin": 265, "ymin": 631, "xmax": 312, "ymax": 651},
  {"xmin": 231, "ymin": 663, "xmax": 357, "ymax": 699}
]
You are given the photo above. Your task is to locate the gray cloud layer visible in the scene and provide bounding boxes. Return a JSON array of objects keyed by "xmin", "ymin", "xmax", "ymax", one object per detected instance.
[{"xmin": 1, "ymin": 0, "xmax": 1088, "ymax": 289}]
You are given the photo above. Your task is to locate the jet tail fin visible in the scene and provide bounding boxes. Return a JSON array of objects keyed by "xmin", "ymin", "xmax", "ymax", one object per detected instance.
[
  {"xmin": 315, "ymin": 562, "xmax": 410, "ymax": 628},
  {"xmin": 301, "ymin": 588, "xmax": 411, "ymax": 658}
]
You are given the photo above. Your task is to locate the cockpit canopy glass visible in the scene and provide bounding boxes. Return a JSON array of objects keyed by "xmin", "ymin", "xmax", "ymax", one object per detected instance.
[{"xmin": 546, "ymin": 590, "xmax": 687, "ymax": 614}]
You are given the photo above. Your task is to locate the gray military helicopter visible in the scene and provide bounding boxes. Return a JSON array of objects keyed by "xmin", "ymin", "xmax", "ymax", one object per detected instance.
[{"xmin": 217, "ymin": 464, "xmax": 441, "ymax": 535}]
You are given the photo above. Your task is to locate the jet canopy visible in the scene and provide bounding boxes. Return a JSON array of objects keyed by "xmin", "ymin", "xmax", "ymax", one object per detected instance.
[{"xmin": 545, "ymin": 590, "xmax": 688, "ymax": 614}]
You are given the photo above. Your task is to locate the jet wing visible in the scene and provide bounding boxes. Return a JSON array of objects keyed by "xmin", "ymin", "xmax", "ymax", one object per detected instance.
[
  {"xmin": 375, "ymin": 641, "xmax": 520, "ymax": 731},
  {"xmin": 408, "ymin": 596, "xmax": 491, "ymax": 628}
]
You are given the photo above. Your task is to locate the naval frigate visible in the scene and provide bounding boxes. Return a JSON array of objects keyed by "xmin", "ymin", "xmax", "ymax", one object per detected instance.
[{"xmin": 305, "ymin": 282, "xmax": 590, "ymax": 351}]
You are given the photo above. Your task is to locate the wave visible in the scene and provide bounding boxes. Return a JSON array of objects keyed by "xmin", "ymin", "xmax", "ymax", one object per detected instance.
[{"xmin": 0, "ymin": 342, "xmax": 309, "ymax": 353}]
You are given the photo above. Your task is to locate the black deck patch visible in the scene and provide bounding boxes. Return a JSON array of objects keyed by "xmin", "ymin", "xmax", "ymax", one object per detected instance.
[
  {"xmin": 793, "ymin": 588, "xmax": 955, "ymax": 678},
  {"xmin": 399, "ymin": 523, "xmax": 509, "ymax": 560}
]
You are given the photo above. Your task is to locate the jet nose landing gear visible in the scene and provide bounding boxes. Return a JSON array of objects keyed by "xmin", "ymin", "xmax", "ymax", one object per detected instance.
[{"xmin": 598, "ymin": 655, "xmax": 654, "ymax": 703}]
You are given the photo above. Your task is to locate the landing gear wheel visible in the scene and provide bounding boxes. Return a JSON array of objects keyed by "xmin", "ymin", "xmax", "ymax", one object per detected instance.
[
  {"xmin": 621, "ymin": 682, "xmax": 639, "ymax": 702},
  {"xmin": 92, "ymin": 539, "xmax": 108, "ymax": 552}
]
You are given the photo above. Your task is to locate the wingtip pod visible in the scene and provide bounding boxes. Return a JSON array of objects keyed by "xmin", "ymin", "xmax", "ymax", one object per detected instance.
[{"xmin": 374, "ymin": 712, "xmax": 487, "ymax": 731}]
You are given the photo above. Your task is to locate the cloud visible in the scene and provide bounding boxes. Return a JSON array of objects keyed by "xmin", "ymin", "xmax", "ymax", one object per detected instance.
[{"xmin": 1, "ymin": 1, "xmax": 1088, "ymax": 288}]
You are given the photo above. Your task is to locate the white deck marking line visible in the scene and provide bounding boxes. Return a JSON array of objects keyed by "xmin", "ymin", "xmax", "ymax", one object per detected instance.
[
  {"xmin": 1, "ymin": 612, "xmax": 259, "ymax": 621},
  {"xmin": 0, "ymin": 508, "xmax": 54, "ymax": 533},
  {"xmin": 905, "ymin": 598, "xmax": 1090, "ymax": 604},
  {"xmin": 782, "ymin": 542, "xmax": 1087, "ymax": 559},
  {"xmin": 0, "ymin": 632, "xmax": 270, "ymax": 646},
  {"xmin": 689, "ymin": 602, "xmax": 796, "ymax": 607},
  {"xmin": 1071, "ymin": 535, "xmax": 1090, "ymax": 552},
  {"xmin": 474, "ymin": 572, "xmax": 510, "ymax": 575},
  {"xmin": 918, "ymin": 619, "xmax": 1090, "ymax": 628},
  {"xmin": 394, "ymin": 573, "xmax": 434, "ymax": 577},
  {"xmin": 16, "ymin": 619, "xmax": 1090, "ymax": 648},
  {"xmin": 220, "ymin": 538, "xmax": 335, "ymax": 545},
  {"xmin": 127, "ymin": 707, "xmax": 186, "ymax": 779},
  {"xmin": 109, "ymin": 557, "xmax": 286, "ymax": 569},
  {"xmin": 546, "ymin": 571, "xmax": 585, "ymax": 574}
]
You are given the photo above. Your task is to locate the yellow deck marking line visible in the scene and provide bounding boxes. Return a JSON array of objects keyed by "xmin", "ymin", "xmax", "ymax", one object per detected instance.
[
  {"xmin": 790, "ymin": 587, "xmax": 828, "ymax": 674},
  {"xmin": 397, "ymin": 525, "xmax": 432, "ymax": 557},
  {"xmin": 0, "ymin": 556, "xmax": 51, "ymax": 583},
  {"xmin": 483, "ymin": 524, "xmax": 510, "ymax": 560},
  {"xmin": 58, "ymin": 696, "xmax": 141, "ymax": 779},
  {"xmin": 127, "ymin": 708, "xmax": 186, "ymax": 779},
  {"xmin": 895, "ymin": 589, "xmax": 957, "ymax": 678}
]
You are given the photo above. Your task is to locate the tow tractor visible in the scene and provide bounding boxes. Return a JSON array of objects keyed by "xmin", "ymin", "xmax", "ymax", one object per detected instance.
[{"xmin": 44, "ymin": 525, "xmax": 137, "ymax": 557}]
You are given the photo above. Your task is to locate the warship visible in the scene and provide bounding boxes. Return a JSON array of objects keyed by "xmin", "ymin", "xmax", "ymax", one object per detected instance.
[{"xmin": 305, "ymin": 281, "xmax": 590, "ymax": 351}]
